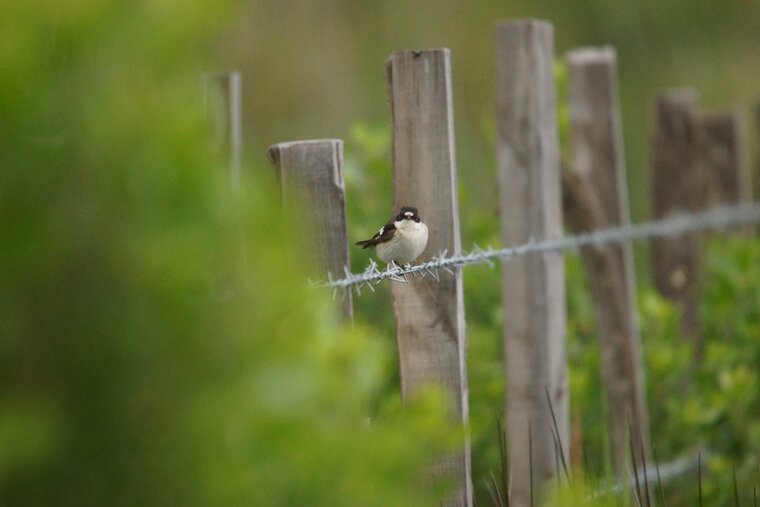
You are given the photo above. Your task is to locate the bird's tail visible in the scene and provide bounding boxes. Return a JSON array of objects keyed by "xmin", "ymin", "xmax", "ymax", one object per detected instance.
[{"xmin": 355, "ymin": 239, "xmax": 374, "ymax": 249}]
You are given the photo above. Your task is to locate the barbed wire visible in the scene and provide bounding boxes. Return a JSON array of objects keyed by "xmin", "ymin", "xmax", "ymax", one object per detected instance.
[
  {"xmin": 318, "ymin": 202, "xmax": 760, "ymax": 296},
  {"xmin": 587, "ymin": 449, "xmax": 704, "ymax": 501}
]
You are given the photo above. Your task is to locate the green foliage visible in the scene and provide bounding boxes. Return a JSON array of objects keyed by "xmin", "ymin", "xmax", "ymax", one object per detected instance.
[
  {"xmin": 540, "ymin": 475, "xmax": 630, "ymax": 507},
  {"xmin": 564, "ymin": 255, "xmax": 611, "ymax": 478},
  {"xmin": 0, "ymin": 3, "xmax": 457, "ymax": 505},
  {"xmin": 565, "ymin": 236, "xmax": 760, "ymax": 506},
  {"xmin": 568, "ymin": 242, "xmax": 759, "ymax": 505},
  {"xmin": 342, "ymin": 123, "xmax": 397, "ymax": 386},
  {"xmin": 644, "ymin": 237, "xmax": 760, "ymax": 506}
]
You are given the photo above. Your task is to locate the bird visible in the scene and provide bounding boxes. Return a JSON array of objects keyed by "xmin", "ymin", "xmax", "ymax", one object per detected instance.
[{"xmin": 356, "ymin": 206, "xmax": 429, "ymax": 265}]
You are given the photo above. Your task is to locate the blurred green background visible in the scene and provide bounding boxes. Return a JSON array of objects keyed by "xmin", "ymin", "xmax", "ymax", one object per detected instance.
[{"xmin": 2, "ymin": 0, "xmax": 760, "ymax": 506}]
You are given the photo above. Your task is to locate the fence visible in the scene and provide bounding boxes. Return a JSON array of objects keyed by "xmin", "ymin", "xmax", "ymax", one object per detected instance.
[{"xmin": 216, "ymin": 18, "xmax": 757, "ymax": 507}]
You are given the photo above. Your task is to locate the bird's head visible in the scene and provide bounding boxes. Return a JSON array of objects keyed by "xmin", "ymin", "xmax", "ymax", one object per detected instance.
[{"xmin": 395, "ymin": 206, "xmax": 421, "ymax": 223}]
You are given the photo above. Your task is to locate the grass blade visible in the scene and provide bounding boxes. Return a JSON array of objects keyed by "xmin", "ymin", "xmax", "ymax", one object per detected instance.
[
  {"xmin": 529, "ymin": 423, "xmax": 534, "ymax": 507},
  {"xmin": 582, "ymin": 438, "xmax": 591, "ymax": 478},
  {"xmin": 628, "ymin": 417, "xmax": 643, "ymax": 507},
  {"xmin": 545, "ymin": 387, "xmax": 569, "ymax": 480},
  {"xmin": 698, "ymin": 451, "xmax": 703, "ymax": 507},
  {"xmin": 629, "ymin": 470, "xmax": 644, "ymax": 507},
  {"xmin": 552, "ymin": 430, "xmax": 561, "ymax": 488},
  {"xmin": 486, "ymin": 473, "xmax": 505, "ymax": 507},
  {"xmin": 640, "ymin": 435, "xmax": 652, "ymax": 507},
  {"xmin": 734, "ymin": 462, "xmax": 741, "ymax": 507},
  {"xmin": 652, "ymin": 445, "xmax": 667, "ymax": 507},
  {"xmin": 495, "ymin": 414, "xmax": 510, "ymax": 507}
]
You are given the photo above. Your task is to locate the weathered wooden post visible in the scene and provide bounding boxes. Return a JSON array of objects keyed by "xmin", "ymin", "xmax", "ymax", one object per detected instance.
[
  {"xmin": 564, "ymin": 46, "xmax": 649, "ymax": 478},
  {"xmin": 701, "ymin": 111, "xmax": 751, "ymax": 208},
  {"xmin": 207, "ymin": 70, "xmax": 247, "ymax": 280},
  {"xmin": 651, "ymin": 89, "xmax": 703, "ymax": 350},
  {"xmin": 495, "ymin": 20, "xmax": 569, "ymax": 506},
  {"xmin": 207, "ymin": 71, "xmax": 242, "ymax": 188},
  {"xmin": 386, "ymin": 48, "xmax": 472, "ymax": 507},
  {"xmin": 267, "ymin": 140, "xmax": 353, "ymax": 320},
  {"xmin": 755, "ymin": 102, "xmax": 760, "ymax": 201}
]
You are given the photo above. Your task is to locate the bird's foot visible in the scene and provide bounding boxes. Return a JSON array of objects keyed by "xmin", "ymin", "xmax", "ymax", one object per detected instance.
[{"xmin": 385, "ymin": 261, "xmax": 409, "ymax": 283}]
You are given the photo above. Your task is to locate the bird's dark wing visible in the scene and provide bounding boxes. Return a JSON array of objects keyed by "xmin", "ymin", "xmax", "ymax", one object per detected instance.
[{"xmin": 356, "ymin": 221, "xmax": 396, "ymax": 249}]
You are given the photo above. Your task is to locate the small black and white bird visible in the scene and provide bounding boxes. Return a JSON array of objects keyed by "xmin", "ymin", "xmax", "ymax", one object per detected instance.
[{"xmin": 356, "ymin": 206, "xmax": 429, "ymax": 265}]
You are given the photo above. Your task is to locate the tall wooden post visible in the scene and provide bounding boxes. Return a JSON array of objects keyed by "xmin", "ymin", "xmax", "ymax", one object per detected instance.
[
  {"xmin": 755, "ymin": 102, "xmax": 760, "ymax": 201},
  {"xmin": 651, "ymin": 90, "xmax": 703, "ymax": 349},
  {"xmin": 267, "ymin": 140, "xmax": 353, "ymax": 320},
  {"xmin": 495, "ymin": 20, "xmax": 568, "ymax": 506},
  {"xmin": 386, "ymin": 48, "xmax": 472, "ymax": 507},
  {"xmin": 207, "ymin": 71, "xmax": 246, "ymax": 280},
  {"xmin": 564, "ymin": 46, "xmax": 649, "ymax": 477},
  {"xmin": 207, "ymin": 71, "xmax": 242, "ymax": 188}
]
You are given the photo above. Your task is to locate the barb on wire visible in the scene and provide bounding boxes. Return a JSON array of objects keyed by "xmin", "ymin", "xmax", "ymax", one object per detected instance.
[
  {"xmin": 319, "ymin": 202, "xmax": 760, "ymax": 292},
  {"xmin": 586, "ymin": 449, "xmax": 704, "ymax": 501}
]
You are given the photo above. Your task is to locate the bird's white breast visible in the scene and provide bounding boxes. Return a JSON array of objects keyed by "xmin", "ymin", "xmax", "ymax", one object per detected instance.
[{"xmin": 377, "ymin": 220, "xmax": 429, "ymax": 264}]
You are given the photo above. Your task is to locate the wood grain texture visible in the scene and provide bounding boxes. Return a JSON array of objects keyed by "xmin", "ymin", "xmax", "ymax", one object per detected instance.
[
  {"xmin": 495, "ymin": 20, "xmax": 568, "ymax": 507},
  {"xmin": 701, "ymin": 112, "xmax": 750, "ymax": 207},
  {"xmin": 565, "ymin": 46, "xmax": 649, "ymax": 478},
  {"xmin": 386, "ymin": 48, "xmax": 472, "ymax": 507},
  {"xmin": 267, "ymin": 140, "xmax": 353, "ymax": 320},
  {"xmin": 651, "ymin": 90, "xmax": 703, "ymax": 347}
]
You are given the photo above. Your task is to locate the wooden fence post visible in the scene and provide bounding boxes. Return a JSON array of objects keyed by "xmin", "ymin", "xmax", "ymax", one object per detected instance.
[
  {"xmin": 564, "ymin": 46, "xmax": 649, "ymax": 478},
  {"xmin": 386, "ymin": 48, "xmax": 472, "ymax": 507},
  {"xmin": 755, "ymin": 101, "xmax": 760, "ymax": 201},
  {"xmin": 651, "ymin": 90, "xmax": 703, "ymax": 350},
  {"xmin": 207, "ymin": 71, "xmax": 242, "ymax": 188},
  {"xmin": 495, "ymin": 20, "xmax": 569, "ymax": 506},
  {"xmin": 207, "ymin": 71, "xmax": 247, "ymax": 280},
  {"xmin": 701, "ymin": 111, "xmax": 751, "ymax": 208},
  {"xmin": 267, "ymin": 140, "xmax": 353, "ymax": 320}
]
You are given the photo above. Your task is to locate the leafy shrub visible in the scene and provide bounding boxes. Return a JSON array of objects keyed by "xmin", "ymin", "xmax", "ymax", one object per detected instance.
[{"xmin": 0, "ymin": 3, "xmax": 455, "ymax": 505}]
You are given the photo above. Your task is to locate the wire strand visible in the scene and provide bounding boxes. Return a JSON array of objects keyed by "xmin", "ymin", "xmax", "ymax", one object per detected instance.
[{"xmin": 319, "ymin": 202, "xmax": 760, "ymax": 293}]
